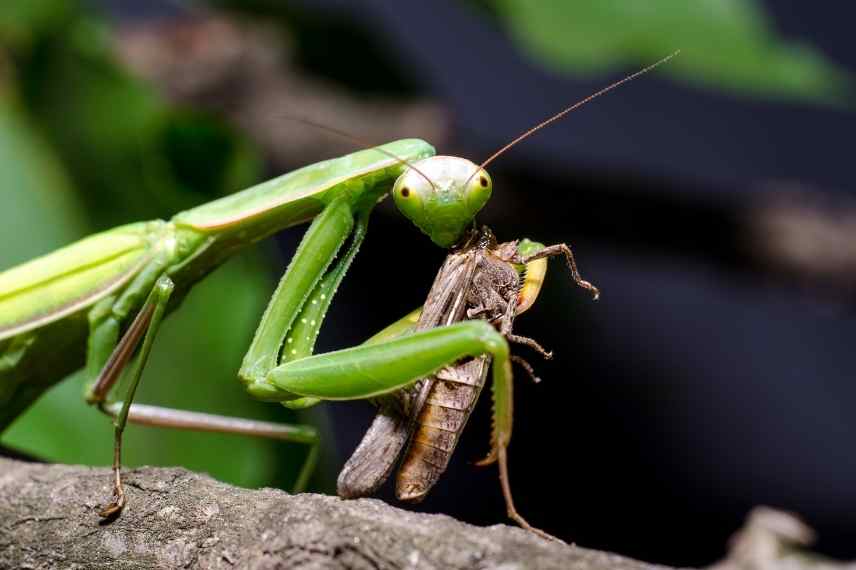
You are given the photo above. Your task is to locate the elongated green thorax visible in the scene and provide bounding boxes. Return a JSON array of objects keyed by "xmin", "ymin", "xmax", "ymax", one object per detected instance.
[
  {"xmin": 168, "ymin": 139, "xmax": 436, "ymax": 290},
  {"xmin": 174, "ymin": 139, "xmax": 436, "ymax": 240}
]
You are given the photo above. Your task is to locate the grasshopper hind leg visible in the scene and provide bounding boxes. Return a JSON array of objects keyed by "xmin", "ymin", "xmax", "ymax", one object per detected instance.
[{"xmin": 497, "ymin": 446, "xmax": 558, "ymax": 542}]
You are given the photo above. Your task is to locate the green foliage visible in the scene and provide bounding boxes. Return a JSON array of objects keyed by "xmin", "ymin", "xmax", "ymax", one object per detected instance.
[
  {"xmin": 0, "ymin": 0, "xmax": 308, "ymax": 489},
  {"xmin": 0, "ymin": 0, "xmax": 75, "ymax": 51},
  {"xmin": 0, "ymin": 93, "xmax": 87, "ymax": 264},
  {"xmin": 492, "ymin": 0, "xmax": 851, "ymax": 105}
]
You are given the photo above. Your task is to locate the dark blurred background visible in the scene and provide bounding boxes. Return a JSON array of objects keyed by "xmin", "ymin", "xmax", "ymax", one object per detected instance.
[{"xmin": 1, "ymin": 0, "xmax": 854, "ymax": 566}]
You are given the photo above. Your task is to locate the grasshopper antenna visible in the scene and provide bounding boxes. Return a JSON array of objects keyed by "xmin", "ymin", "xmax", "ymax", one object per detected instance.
[
  {"xmin": 281, "ymin": 116, "xmax": 440, "ymax": 191},
  {"xmin": 469, "ymin": 50, "xmax": 680, "ymax": 181}
]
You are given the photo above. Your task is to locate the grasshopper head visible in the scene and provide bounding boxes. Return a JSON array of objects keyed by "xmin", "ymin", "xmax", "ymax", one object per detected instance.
[{"xmin": 392, "ymin": 156, "xmax": 492, "ymax": 248}]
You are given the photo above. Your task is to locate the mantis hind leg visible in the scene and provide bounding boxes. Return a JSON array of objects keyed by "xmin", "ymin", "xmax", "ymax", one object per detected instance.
[
  {"xmin": 97, "ymin": 401, "xmax": 320, "ymax": 494},
  {"xmin": 86, "ymin": 275, "xmax": 174, "ymax": 517}
]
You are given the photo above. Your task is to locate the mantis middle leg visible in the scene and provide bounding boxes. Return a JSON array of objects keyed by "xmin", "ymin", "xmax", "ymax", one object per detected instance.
[{"xmin": 84, "ymin": 195, "xmax": 363, "ymax": 515}]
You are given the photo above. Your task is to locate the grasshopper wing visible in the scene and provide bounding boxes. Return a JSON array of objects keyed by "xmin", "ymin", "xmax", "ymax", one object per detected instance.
[{"xmin": 337, "ymin": 243, "xmax": 479, "ymax": 498}]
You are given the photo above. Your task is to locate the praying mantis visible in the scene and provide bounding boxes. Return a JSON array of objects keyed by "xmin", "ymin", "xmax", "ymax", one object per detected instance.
[{"xmin": 0, "ymin": 52, "xmax": 677, "ymax": 538}]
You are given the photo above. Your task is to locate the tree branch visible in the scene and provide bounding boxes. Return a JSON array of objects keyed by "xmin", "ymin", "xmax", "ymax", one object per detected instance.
[
  {"xmin": 0, "ymin": 457, "xmax": 656, "ymax": 569},
  {"xmin": 1, "ymin": 457, "xmax": 852, "ymax": 569}
]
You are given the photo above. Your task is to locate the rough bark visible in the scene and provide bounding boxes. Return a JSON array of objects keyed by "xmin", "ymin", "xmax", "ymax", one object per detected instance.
[
  {"xmin": 0, "ymin": 457, "xmax": 661, "ymax": 569},
  {"xmin": 1, "ymin": 458, "xmax": 853, "ymax": 570}
]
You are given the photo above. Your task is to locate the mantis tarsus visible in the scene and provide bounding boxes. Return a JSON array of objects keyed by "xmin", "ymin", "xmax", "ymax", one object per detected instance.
[{"xmin": 0, "ymin": 51, "xmax": 677, "ymax": 538}]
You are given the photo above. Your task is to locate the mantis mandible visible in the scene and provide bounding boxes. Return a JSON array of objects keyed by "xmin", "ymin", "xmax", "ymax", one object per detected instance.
[{"xmin": 0, "ymin": 51, "xmax": 677, "ymax": 536}]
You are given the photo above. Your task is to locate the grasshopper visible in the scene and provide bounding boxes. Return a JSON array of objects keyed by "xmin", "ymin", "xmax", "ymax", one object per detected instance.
[
  {"xmin": 339, "ymin": 225, "xmax": 591, "ymax": 539},
  {"xmin": 0, "ymin": 53, "xmax": 676, "ymax": 535}
]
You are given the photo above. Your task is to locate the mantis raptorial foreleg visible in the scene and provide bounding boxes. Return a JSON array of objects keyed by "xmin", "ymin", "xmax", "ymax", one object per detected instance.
[
  {"xmin": 244, "ymin": 313, "xmax": 547, "ymax": 535},
  {"xmin": 240, "ymin": 195, "xmax": 357, "ymax": 390},
  {"xmin": 274, "ymin": 207, "xmax": 372, "ymax": 411}
]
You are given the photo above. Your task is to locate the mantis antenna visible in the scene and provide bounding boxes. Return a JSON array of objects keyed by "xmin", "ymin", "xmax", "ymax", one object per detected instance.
[
  {"xmin": 281, "ymin": 116, "xmax": 440, "ymax": 191},
  {"xmin": 465, "ymin": 50, "xmax": 681, "ymax": 185}
]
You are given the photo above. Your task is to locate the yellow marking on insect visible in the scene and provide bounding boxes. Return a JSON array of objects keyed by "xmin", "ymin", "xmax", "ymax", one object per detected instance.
[{"xmin": 516, "ymin": 258, "xmax": 547, "ymax": 315}]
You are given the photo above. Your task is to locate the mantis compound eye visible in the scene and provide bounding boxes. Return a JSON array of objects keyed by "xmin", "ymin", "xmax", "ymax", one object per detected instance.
[
  {"xmin": 465, "ymin": 169, "xmax": 492, "ymax": 217},
  {"xmin": 392, "ymin": 173, "xmax": 428, "ymax": 226}
]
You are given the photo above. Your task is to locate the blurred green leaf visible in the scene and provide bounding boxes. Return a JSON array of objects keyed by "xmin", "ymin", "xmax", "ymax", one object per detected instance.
[
  {"xmin": 161, "ymin": 111, "xmax": 263, "ymax": 204},
  {"xmin": 492, "ymin": 0, "xmax": 851, "ymax": 105},
  {"xmin": 14, "ymin": 13, "xmax": 186, "ymax": 224},
  {"xmin": 0, "ymin": 91, "xmax": 87, "ymax": 263},
  {"xmin": 2, "ymin": 253, "xmax": 306, "ymax": 489},
  {"xmin": 0, "ymin": 0, "xmax": 74, "ymax": 52},
  {"xmin": 0, "ymin": 1, "xmax": 312, "ymax": 490}
]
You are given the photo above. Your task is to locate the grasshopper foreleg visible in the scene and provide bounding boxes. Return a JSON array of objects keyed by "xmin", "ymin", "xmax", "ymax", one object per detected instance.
[
  {"xmin": 510, "ymin": 354, "xmax": 541, "ymax": 384},
  {"xmin": 507, "ymin": 333, "xmax": 552, "ymax": 359},
  {"xmin": 519, "ymin": 243, "xmax": 600, "ymax": 300}
]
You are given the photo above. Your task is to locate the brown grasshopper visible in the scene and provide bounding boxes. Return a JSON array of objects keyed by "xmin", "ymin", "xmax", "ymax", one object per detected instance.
[{"xmin": 338, "ymin": 226, "xmax": 598, "ymax": 540}]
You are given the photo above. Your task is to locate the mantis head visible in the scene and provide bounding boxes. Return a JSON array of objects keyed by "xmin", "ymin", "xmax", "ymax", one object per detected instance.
[
  {"xmin": 392, "ymin": 156, "xmax": 492, "ymax": 248},
  {"xmin": 387, "ymin": 50, "xmax": 680, "ymax": 248}
]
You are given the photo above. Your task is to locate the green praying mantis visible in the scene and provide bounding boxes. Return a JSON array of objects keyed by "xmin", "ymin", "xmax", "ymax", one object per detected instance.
[{"xmin": 0, "ymin": 52, "xmax": 677, "ymax": 538}]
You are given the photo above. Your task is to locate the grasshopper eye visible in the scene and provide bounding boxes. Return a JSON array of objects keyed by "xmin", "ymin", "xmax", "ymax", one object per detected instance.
[{"xmin": 465, "ymin": 169, "xmax": 492, "ymax": 216}]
